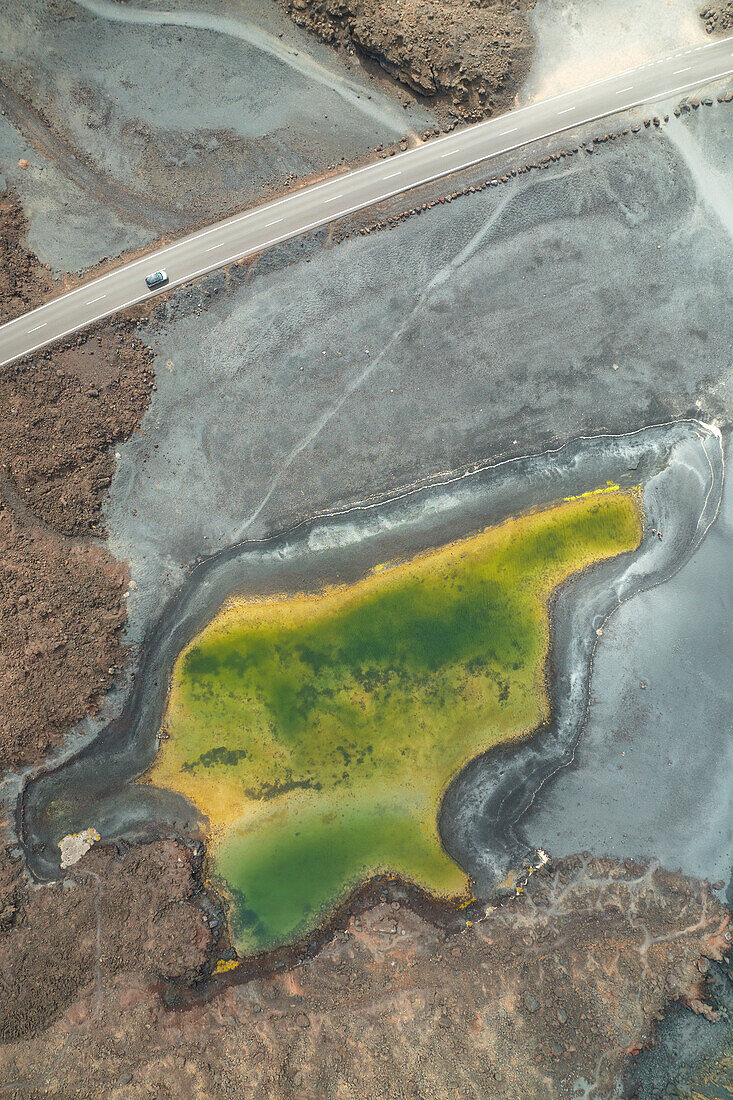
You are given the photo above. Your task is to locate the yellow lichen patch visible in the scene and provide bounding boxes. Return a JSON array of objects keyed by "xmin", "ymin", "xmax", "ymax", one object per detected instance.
[
  {"xmin": 213, "ymin": 958, "xmax": 240, "ymax": 975},
  {"xmin": 563, "ymin": 482, "xmax": 621, "ymax": 503}
]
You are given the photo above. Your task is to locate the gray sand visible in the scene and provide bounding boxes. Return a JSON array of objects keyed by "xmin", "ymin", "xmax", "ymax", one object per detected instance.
[
  {"xmin": 521, "ymin": 96, "xmax": 733, "ymax": 891},
  {"xmin": 99, "ymin": 102, "xmax": 733, "ymax": 908},
  {"xmin": 107, "ymin": 109, "xmax": 733, "ymax": 648},
  {"xmin": 0, "ymin": 113, "xmax": 152, "ymax": 275},
  {"xmin": 0, "ymin": 0, "xmax": 432, "ymax": 273},
  {"xmin": 522, "ymin": 437, "xmax": 733, "ymax": 888}
]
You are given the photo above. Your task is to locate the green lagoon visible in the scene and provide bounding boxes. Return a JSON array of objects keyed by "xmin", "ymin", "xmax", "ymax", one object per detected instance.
[{"xmin": 149, "ymin": 490, "xmax": 641, "ymax": 952}]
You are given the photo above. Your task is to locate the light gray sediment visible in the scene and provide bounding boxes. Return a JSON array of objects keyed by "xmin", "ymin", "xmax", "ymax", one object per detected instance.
[
  {"xmin": 522, "ymin": 429, "xmax": 733, "ymax": 891},
  {"xmin": 106, "ymin": 113, "xmax": 733, "ymax": 661},
  {"xmin": 67, "ymin": 0, "xmax": 412, "ymax": 136},
  {"xmin": 0, "ymin": 0, "xmax": 432, "ymax": 272},
  {"xmin": 440, "ymin": 424, "xmax": 724, "ymax": 890}
]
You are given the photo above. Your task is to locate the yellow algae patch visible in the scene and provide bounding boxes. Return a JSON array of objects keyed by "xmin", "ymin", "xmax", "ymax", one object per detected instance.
[
  {"xmin": 563, "ymin": 481, "xmax": 623, "ymax": 502},
  {"xmin": 213, "ymin": 958, "xmax": 240, "ymax": 975},
  {"xmin": 149, "ymin": 490, "xmax": 641, "ymax": 953}
]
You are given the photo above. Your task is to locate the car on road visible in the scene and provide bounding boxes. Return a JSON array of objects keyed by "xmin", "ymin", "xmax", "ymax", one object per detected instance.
[{"xmin": 145, "ymin": 269, "xmax": 169, "ymax": 290}]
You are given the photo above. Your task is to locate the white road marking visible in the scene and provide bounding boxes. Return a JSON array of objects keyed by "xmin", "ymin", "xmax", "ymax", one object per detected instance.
[
  {"xmin": 616, "ymin": 86, "xmax": 635, "ymax": 94},
  {"xmin": 205, "ymin": 241, "xmax": 228, "ymax": 251},
  {"xmin": 27, "ymin": 323, "xmax": 46, "ymax": 333},
  {"xmin": 557, "ymin": 107, "xmax": 575, "ymax": 115},
  {"xmin": 383, "ymin": 172, "xmax": 401, "ymax": 179},
  {"xmin": 265, "ymin": 218, "xmax": 283, "ymax": 226},
  {"xmin": 86, "ymin": 295, "xmax": 106, "ymax": 305},
  {"xmin": 8, "ymin": 294, "xmax": 150, "ymax": 366},
  {"xmin": 673, "ymin": 67, "xmax": 691, "ymax": 74},
  {"xmin": 323, "ymin": 194, "xmax": 344, "ymax": 203},
  {"xmin": 180, "ymin": 216, "xmax": 337, "ymax": 284},
  {"xmin": 499, "ymin": 127, "xmax": 518, "ymax": 135},
  {"xmin": 441, "ymin": 149, "xmax": 460, "ymax": 157}
]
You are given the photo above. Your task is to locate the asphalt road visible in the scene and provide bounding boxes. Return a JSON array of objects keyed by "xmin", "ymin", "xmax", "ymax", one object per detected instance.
[{"xmin": 2, "ymin": 36, "xmax": 732, "ymax": 367}]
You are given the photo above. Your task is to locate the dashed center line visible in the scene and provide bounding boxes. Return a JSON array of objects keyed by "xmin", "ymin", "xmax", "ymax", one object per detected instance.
[
  {"xmin": 499, "ymin": 127, "xmax": 518, "ymax": 135},
  {"xmin": 323, "ymin": 194, "xmax": 344, "ymax": 204},
  {"xmin": 86, "ymin": 295, "xmax": 106, "ymax": 305},
  {"xmin": 557, "ymin": 106, "xmax": 575, "ymax": 115},
  {"xmin": 441, "ymin": 149, "xmax": 460, "ymax": 158},
  {"xmin": 27, "ymin": 323, "xmax": 47, "ymax": 333},
  {"xmin": 383, "ymin": 171, "xmax": 401, "ymax": 179},
  {"xmin": 265, "ymin": 218, "xmax": 284, "ymax": 226},
  {"xmin": 673, "ymin": 67, "xmax": 691, "ymax": 74},
  {"xmin": 205, "ymin": 241, "xmax": 228, "ymax": 252},
  {"xmin": 615, "ymin": 86, "xmax": 635, "ymax": 94}
]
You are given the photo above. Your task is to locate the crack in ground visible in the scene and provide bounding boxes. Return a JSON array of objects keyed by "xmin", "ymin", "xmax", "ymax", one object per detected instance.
[{"xmin": 230, "ymin": 181, "xmax": 521, "ymax": 541}]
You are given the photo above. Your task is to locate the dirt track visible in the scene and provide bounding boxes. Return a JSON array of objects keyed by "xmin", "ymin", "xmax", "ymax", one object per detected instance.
[{"xmin": 0, "ymin": 83, "xmax": 184, "ymax": 234}]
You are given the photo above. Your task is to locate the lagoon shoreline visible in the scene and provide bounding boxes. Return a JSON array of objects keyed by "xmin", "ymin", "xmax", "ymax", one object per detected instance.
[{"xmin": 17, "ymin": 421, "xmax": 722, "ymax": 931}]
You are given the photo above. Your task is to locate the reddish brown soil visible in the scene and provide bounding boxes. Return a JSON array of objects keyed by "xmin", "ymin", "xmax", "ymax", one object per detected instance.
[
  {"xmin": 0, "ymin": 853, "xmax": 727, "ymax": 1098},
  {"xmin": 0, "ymin": 500, "xmax": 130, "ymax": 771},
  {"xmin": 0, "ymin": 189, "xmax": 154, "ymax": 538},
  {"xmin": 0, "ymin": 193, "xmax": 53, "ymax": 322},
  {"xmin": 282, "ymin": 0, "xmax": 535, "ymax": 120},
  {"xmin": 0, "ymin": 326, "xmax": 155, "ymax": 538},
  {"xmin": 0, "ymin": 835, "xmax": 213, "ymax": 1044},
  {"xmin": 0, "ymin": 194, "xmax": 154, "ymax": 770}
]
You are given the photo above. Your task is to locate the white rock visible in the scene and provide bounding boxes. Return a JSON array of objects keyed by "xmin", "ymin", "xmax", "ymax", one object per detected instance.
[{"xmin": 59, "ymin": 827, "xmax": 100, "ymax": 868}]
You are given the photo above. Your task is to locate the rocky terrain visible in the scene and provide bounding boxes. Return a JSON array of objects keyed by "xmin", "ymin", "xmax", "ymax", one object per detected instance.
[
  {"xmin": 0, "ymin": 834, "xmax": 213, "ymax": 1044},
  {"xmin": 0, "ymin": 17, "xmax": 731, "ymax": 1091},
  {"xmin": 0, "ymin": 501, "xmax": 130, "ymax": 771},
  {"xmin": 0, "ymin": 195, "xmax": 154, "ymax": 769},
  {"xmin": 281, "ymin": 0, "xmax": 536, "ymax": 119},
  {"xmin": 700, "ymin": 0, "xmax": 733, "ymax": 33},
  {"xmin": 0, "ymin": 853, "xmax": 728, "ymax": 1097},
  {"xmin": 0, "ymin": 193, "xmax": 52, "ymax": 323},
  {"xmin": 0, "ymin": 326, "xmax": 155, "ymax": 538}
]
